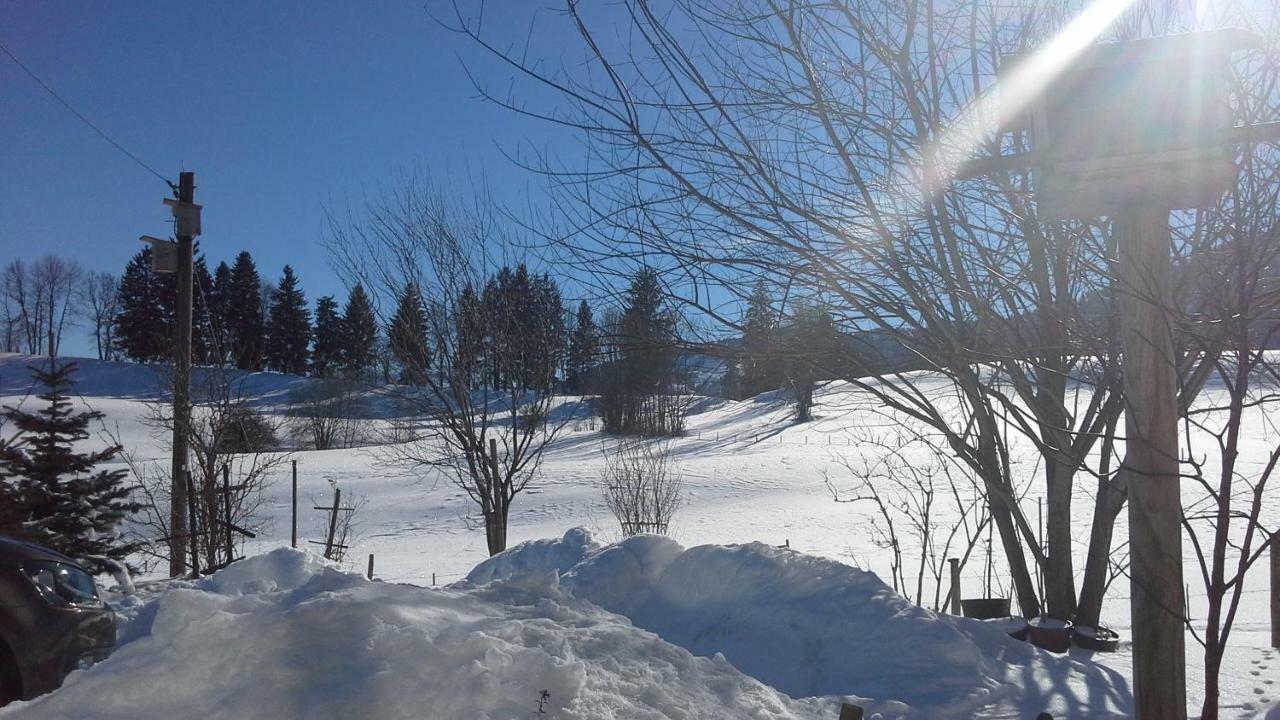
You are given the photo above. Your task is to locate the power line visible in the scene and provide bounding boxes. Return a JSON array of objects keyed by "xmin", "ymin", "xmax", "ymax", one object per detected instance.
[{"xmin": 0, "ymin": 38, "xmax": 176, "ymax": 191}]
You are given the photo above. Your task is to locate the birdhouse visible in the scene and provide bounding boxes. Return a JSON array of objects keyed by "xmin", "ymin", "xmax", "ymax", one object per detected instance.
[
  {"xmin": 139, "ymin": 236, "xmax": 178, "ymax": 274},
  {"xmin": 163, "ymin": 197, "xmax": 203, "ymax": 237},
  {"xmin": 1005, "ymin": 28, "xmax": 1262, "ymax": 219}
]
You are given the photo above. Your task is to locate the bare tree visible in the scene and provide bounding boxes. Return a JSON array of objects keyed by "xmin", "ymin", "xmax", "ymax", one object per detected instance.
[
  {"xmin": 451, "ymin": 0, "xmax": 1280, "ymax": 625},
  {"xmin": 1171, "ymin": 32, "xmax": 1280, "ymax": 712},
  {"xmin": 124, "ymin": 367, "xmax": 289, "ymax": 573},
  {"xmin": 0, "ymin": 256, "xmax": 82, "ymax": 357},
  {"xmin": 81, "ymin": 271, "xmax": 121, "ymax": 361},
  {"xmin": 287, "ymin": 379, "xmax": 375, "ymax": 450},
  {"xmin": 325, "ymin": 170, "xmax": 574, "ymax": 556},
  {"xmin": 826, "ymin": 428, "xmax": 992, "ymax": 611},
  {"xmin": 31, "ymin": 255, "xmax": 82, "ymax": 357},
  {"xmin": 600, "ymin": 440, "xmax": 683, "ymax": 537}
]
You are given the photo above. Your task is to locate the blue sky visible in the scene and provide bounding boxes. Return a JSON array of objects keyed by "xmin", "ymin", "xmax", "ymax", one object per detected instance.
[{"xmin": 1, "ymin": 1, "xmax": 584, "ymax": 354}]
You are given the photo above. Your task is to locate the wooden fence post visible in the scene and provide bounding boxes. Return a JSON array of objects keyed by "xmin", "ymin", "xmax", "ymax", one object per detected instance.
[
  {"xmin": 185, "ymin": 469, "xmax": 200, "ymax": 576},
  {"xmin": 1271, "ymin": 530, "xmax": 1279, "ymax": 649},
  {"xmin": 324, "ymin": 488, "xmax": 341, "ymax": 559},
  {"xmin": 291, "ymin": 460, "xmax": 298, "ymax": 549},
  {"xmin": 222, "ymin": 464, "xmax": 234, "ymax": 564},
  {"xmin": 950, "ymin": 558, "xmax": 962, "ymax": 615},
  {"xmin": 367, "ymin": 553, "xmax": 375, "ymax": 581}
]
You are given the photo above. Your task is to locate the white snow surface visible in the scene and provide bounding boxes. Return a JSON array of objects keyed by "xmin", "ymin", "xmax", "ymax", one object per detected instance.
[
  {"xmin": 2, "ymin": 354, "xmax": 1278, "ymax": 717},
  {"xmin": 3, "ymin": 536, "xmax": 1130, "ymax": 719}
]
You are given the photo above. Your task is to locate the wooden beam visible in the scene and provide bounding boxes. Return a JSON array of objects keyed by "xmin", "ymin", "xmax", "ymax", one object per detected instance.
[{"xmin": 1116, "ymin": 204, "xmax": 1186, "ymax": 717}]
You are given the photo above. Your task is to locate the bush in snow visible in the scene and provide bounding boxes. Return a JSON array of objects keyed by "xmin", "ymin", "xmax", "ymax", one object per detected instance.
[{"xmin": 600, "ymin": 440, "xmax": 682, "ymax": 537}]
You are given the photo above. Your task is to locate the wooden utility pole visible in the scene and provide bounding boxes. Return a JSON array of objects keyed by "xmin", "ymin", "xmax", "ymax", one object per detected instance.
[
  {"xmin": 1116, "ymin": 204, "xmax": 1185, "ymax": 715},
  {"xmin": 169, "ymin": 171, "xmax": 196, "ymax": 577}
]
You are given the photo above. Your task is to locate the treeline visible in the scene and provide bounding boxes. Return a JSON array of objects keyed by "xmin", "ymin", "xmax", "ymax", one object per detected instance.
[{"xmin": 107, "ymin": 247, "xmax": 610, "ymax": 388}]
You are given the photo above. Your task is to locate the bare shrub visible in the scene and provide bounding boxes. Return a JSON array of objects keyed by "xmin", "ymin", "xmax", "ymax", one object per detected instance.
[
  {"xmin": 287, "ymin": 380, "xmax": 374, "ymax": 450},
  {"xmin": 600, "ymin": 440, "xmax": 682, "ymax": 537},
  {"xmin": 126, "ymin": 368, "xmax": 289, "ymax": 573},
  {"xmin": 825, "ymin": 428, "xmax": 992, "ymax": 611}
]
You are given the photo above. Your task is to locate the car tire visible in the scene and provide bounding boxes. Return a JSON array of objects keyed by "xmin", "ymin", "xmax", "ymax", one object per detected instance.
[{"xmin": 0, "ymin": 639, "xmax": 21, "ymax": 706}]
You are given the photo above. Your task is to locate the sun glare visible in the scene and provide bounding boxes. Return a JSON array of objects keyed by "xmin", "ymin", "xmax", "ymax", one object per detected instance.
[{"xmin": 925, "ymin": 0, "xmax": 1141, "ymax": 189}]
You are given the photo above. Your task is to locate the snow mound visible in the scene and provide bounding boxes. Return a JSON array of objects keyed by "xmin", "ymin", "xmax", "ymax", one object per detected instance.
[
  {"xmin": 1, "ymin": 548, "xmax": 838, "ymax": 720},
  {"xmin": 469, "ymin": 529, "xmax": 1132, "ymax": 717}
]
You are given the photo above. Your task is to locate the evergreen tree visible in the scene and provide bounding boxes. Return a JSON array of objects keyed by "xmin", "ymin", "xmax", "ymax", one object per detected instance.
[
  {"xmin": 454, "ymin": 283, "xmax": 485, "ymax": 389},
  {"xmin": 619, "ymin": 267, "xmax": 678, "ymax": 393},
  {"xmin": 263, "ymin": 265, "xmax": 312, "ymax": 375},
  {"xmin": 207, "ymin": 261, "xmax": 234, "ymax": 366},
  {"xmin": 114, "ymin": 247, "xmax": 174, "ymax": 362},
  {"xmin": 191, "ymin": 256, "xmax": 216, "ymax": 366},
  {"xmin": 0, "ymin": 361, "xmax": 141, "ymax": 572},
  {"xmin": 388, "ymin": 282, "xmax": 430, "ymax": 384},
  {"xmin": 340, "ymin": 284, "xmax": 378, "ymax": 379},
  {"xmin": 310, "ymin": 295, "xmax": 342, "ymax": 377},
  {"xmin": 566, "ymin": 299, "xmax": 599, "ymax": 393},
  {"xmin": 482, "ymin": 266, "xmax": 523, "ymax": 388},
  {"xmin": 739, "ymin": 280, "xmax": 782, "ymax": 397},
  {"xmin": 525, "ymin": 273, "xmax": 566, "ymax": 390},
  {"xmin": 783, "ymin": 300, "xmax": 836, "ymax": 422},
  {"xmin": 227, "ymin": 252, "xmax": 264, "ymax": 370}
]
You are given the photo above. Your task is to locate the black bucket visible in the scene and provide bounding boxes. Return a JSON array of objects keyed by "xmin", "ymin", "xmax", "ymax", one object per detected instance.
[{"xmin": 960, "ymin": 598, "xmax": 1012, "ymax": 619}]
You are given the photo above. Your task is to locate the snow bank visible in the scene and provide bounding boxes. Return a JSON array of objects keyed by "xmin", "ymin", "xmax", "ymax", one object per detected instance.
[
  {"xmin": 469, "ymin": 530, "xmax": 1132, "ymax": 718},
  {"xmin": 2, "ymin": 548, "xmax": 836, "ymax": 720}
]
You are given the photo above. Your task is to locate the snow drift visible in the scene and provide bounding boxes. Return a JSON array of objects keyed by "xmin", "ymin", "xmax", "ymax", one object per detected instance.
[
  {"xmin": 468, "ymin": 530, "xmax": 1133, "ymax": 717},
  {"xmin": 1, "ymin": 548, "xmax": 835, "ymax": 720},
  {"xmin": 2, "ymin": 532, "xmax": 1130, "ymax": 719}
]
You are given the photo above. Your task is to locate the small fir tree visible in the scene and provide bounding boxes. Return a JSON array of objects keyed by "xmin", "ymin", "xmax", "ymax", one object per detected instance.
[
  {"xmin": 114, "ymin": 247, "xmax": 174, "ymax": 362},
  {"xmin": 566, "ymin": 299, "xmax": 599, "ymax": 393},
  {"xmin": 388, "ymin": 282, "xmax": 431, "ymax": 385},
  {"xmin": 227, "ymin": 251, "xmax": 265, "ymax": 370},
  {"xmin": 739, "ymin": 280, "xmax": 782, "ymax": 397},
  {"xmin": 311, "ymin": 295, "xmax": 343, "ymax": 377},
  {"xmin": 0, "ymin": 361, "xmax": 141, "ymax": 572},
  {"xmin": 340, "ymin": 284, "xmax": 379, "ymax": 379},
  {"xmin": 454, "ymin": 283, "xmax": 485, "ymax": 389},
  {"xmin": 264, "ymin": 265, "xmax": 312, "ymax": 375}
]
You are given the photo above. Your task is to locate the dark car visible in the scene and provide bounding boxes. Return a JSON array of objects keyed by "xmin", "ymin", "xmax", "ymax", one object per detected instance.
[{"xmin": 0, "ymin": 536, "xmax": 116, "ymax": 706}]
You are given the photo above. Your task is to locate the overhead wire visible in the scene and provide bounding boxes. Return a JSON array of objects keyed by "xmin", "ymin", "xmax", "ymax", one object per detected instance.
[{"xmin": 0, "ymin": 38, "xmax": 177, "ymax": 191}]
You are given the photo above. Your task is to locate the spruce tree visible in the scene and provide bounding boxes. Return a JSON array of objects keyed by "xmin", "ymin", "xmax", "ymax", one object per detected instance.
[
  {"xmin": 264, "ymin": 265, "xmax": 312, "ymax": 375},
  {"xmin": 208, "ymin": 261, "xmax": 234, "ymax": 366},
  {"xmin": 454, "ymin": 283, "xmax": 485, "ymax": 389},
  {"xmin": 739, "ymin": 280, "xmax": 782, "ymax": 397},
  {"xmin": 227, "ymin": 252, "xmax": 265, "ymax": 370},
  {"xmin": 192, "ymin": 256, "xmax": 216, "ymax": 366},
  {"xmin": 114, "ymin": 247, "xmax": 174, "ymax": 362},
  {"xmin": 388, "ymin": 282, "xmax": 430, "ymax": 385},
  {"xmin": 532, "ymin": 273, "xmax": 566, "ymax": 389},
  {"xmin": 784, "ymin": 300, "xmax": 835, "ymax": 422},
  {"xmin": 340, "ymin": 284, "xmax": 378, "ymax": 379},
  {"xmin": 311, "ymin": 295, "xmax": 342, "ymax": 377},
  {"xmin": 0, "ymin": 361, "xmax": 141, "ymax": 572},
  {"xmin": 566, "ymin": 299, "xmax": 599, "ymax": 393},
  {"xmin": 619, "ymin": 267, "xmax": 677, "ymax": 393}
]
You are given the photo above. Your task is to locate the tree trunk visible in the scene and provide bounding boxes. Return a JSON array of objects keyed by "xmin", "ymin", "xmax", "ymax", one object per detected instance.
[
  {"xmin": 1076, "ymin": 467, "xmax": 1128, "ymax": 628},
  {"xmin": 989, "ymin": 488, "xmax": 1041, "ymax": 617},
  {"xmin": 484, "ymin": 502, "xmax": 509, "ymax": 557},
  {"xmin": 1201, "ymin": 644, "xmax": 1223, "ymax": 720},
  {"xmin": 1043, "ymin": 456, "xmax": 1077, "ymax": 619}
]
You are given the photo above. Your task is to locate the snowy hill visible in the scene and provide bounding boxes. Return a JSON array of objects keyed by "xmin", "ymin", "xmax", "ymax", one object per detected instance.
[{"xmin": 0, "ymin": 353, "xmax": 1277, "ymax": 717}]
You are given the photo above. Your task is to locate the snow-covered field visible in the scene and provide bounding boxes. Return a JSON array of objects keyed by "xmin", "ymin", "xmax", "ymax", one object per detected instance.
[{"xmin": 0, "ymin": 353, "xmax": 1277, "ymax": 718}]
